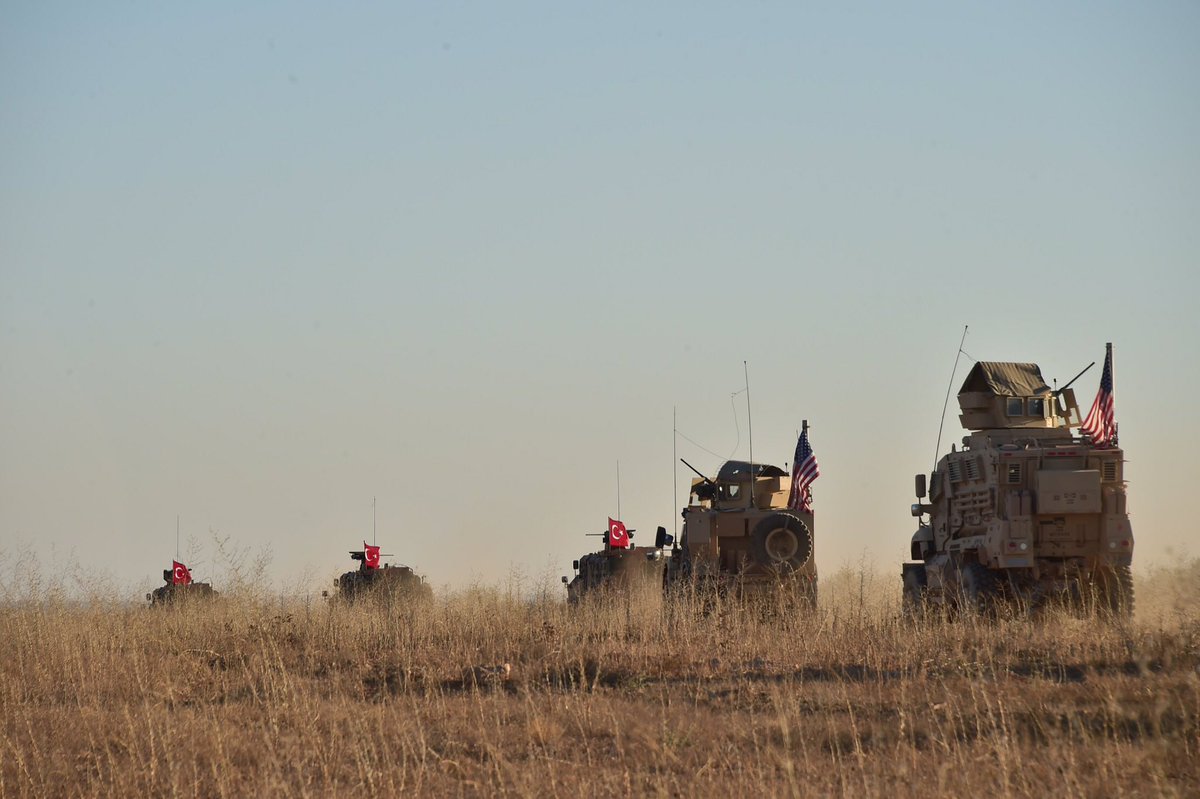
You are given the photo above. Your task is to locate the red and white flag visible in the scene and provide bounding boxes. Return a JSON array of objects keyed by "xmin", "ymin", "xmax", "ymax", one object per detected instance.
[
  {"xmin": 608, "ymin": 518, "xmax": 629, "ymax": 549},
  {"xmin": 172, "ymin": 560, "xmax": 193, "ymax": 586},
  {"xmin": 364, "ymin": 541, "xmax": 381, "ymax": 569}
]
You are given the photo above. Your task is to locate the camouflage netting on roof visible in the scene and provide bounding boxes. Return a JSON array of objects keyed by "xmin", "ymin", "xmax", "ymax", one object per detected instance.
[{"xmin": 959, "ymin": 362, "xmax": 1051, "ymax": 397}]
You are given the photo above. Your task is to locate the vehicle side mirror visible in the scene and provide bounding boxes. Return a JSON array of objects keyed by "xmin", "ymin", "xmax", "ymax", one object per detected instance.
[
  {"xmin": 915, "ymin": 474, "xmax": 927, "ymax": 499},
  {"xmin": 561, "ymin": 575, "xmax": 568, "ymax": 584},
  {"xmin": 654, "ymin": 526, "xmax": 668, "ymax": 548},
  {"xmin": 572, "ymin": 560, "xmax": 579, "ymax": 571},
  {"xmin": 145, "ymin": 593, "xmax": 152, "ymax": 602}
]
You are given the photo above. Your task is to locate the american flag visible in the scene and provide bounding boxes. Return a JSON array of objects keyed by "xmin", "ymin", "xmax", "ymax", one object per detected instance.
[
  {"xmin": 1080, "ymin": 344, "xmax": 1116, "ymax": 447},
  {"xmin": 788, "ymin": 427, "xmax": 820, "ymax": 513}
]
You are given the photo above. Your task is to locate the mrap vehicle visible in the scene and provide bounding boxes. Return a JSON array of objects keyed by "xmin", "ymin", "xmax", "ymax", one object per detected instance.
[
  {"xmin": 904, "ymin": 359, "xmax": 1133, "ymax": 615},
  {"xmin": 664, "ymin": 459, "xmax": 817, "ymax": 602}
]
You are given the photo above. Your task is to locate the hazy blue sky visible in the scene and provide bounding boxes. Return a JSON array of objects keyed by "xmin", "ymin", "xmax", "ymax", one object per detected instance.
[{"xmin": 2, "ymin": 3, "xmax": 1197, "ymax": 594}]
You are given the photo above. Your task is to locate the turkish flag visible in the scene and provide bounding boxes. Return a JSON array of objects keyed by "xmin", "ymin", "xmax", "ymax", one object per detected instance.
[
  {"xmin": 608, "ymin": 518, "xmax": 629, "ymax": 549},
  {"xmin": 364, "ymin": 542, "xmax": 381, "ymax": 569},
  {"xmin": 172, "ymin": 560, "xmax": 192, "ymax": 586}
]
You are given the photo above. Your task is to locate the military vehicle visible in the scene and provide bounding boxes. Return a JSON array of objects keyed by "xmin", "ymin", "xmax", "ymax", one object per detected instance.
[
  {"xmin": 663, "ymin": 458, "xmax": 818, "ymax": 603},
  {"xmin": 562, "ymin": 525, "xmax": 672, "ymax": 605},
  {"xmin": 903, "ymin": 359, "xmax": 1133, "ymax": 616},
  {"xmin": 147, "ymin": 562, "xmax": 216, "ymax": 606},
  {"xmin": 331, "ymin": 547, "xmax": 433, "ymax": 602}
]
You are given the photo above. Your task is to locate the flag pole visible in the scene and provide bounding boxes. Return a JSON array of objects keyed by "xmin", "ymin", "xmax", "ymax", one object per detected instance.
[
  {"xmin": 372, "ymin": 496, "xmax": 376, "ymax": 547},
  {"xmin": 176, "ymin": 515, "xmax": 180, "ymax": 561},
  {"xmin": 803, "ymin": 419, "xmax": 809, "ymax": 509},
  {"xmin": 1107, "ymin": 341, "xmax": 1115, "ymax": 445}
]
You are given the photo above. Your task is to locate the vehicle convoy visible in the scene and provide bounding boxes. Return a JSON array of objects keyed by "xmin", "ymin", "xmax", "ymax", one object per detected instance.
[
  {"xmin": 147, "ymin": 560, "xmax": 216, "ymax": 606},
  {"xmin": 331, "ymin": 542, "xmax": 433, "ymax": 602},
  {"xmin": 664, "ymin": 456, "xmax": 818, "ymax": 603},
  {"xmin": 562, "ymin": 520, "xmax": 672, "ymax": 605},
  {"xmin": 903, "ymin": 356, "xmax": 1133, "ymax": 615}
]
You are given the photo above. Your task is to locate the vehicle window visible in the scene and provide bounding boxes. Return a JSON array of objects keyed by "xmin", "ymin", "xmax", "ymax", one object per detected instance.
[
  {"xmin": 1028, "ymin": 397, "xmax": 1045, "ymax": 417},
  {"xmin": 1006, "ymin": 397, "xmax": 1024, "ymax": 416}
]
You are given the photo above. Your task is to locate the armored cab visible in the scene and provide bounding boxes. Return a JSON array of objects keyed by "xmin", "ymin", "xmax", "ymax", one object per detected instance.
[
  {"xmin": 333, "ymin": 549, "xmax": 433, "ymax": 602},
  {"xmin": 663, "ymin": 459, "xmax": 817, "ymax": 602},
  {"xmin": 562, "ymin": 526, "xmax": 671, "ymax": 605},
  {"xmin": 903, "ymin": 359, "xmax": 1134, "ymax": 615}
]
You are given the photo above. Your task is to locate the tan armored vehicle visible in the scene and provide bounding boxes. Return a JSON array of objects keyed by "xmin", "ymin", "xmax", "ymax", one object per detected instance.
[
  {"xmin": 562, "ymin": 526, "xmax": 671, "ymax": 605},
  {"xmin": 664, "ymin": 459, "xmax": 817, "ymax": 602},
  {"xmin": 332, "ymin": 546, "xmax": 433, "ymax": 602},
  {"xmin": 903, "ymin": 359, "xmax": 1133, "ymax": 615},
  {"xmin": 147, "ymin": 562, "xmax": 216, "ymax": 606}
]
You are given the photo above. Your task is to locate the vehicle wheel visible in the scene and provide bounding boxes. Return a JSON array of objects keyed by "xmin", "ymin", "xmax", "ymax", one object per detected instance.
[
  {"xmin": 1096, "ymin": 564, "xmax": 1134, "ymax": 618},
  {"xmin": 749, "ymin": 513, "xmax": 813, "ymax": 571},
  {"xmin": 902, "ymin": 565, "xmax": 928, "ymax": 618},
  {"xmin": 958, "ymin": 561, "xmax": 1001, "ymax": 615}
]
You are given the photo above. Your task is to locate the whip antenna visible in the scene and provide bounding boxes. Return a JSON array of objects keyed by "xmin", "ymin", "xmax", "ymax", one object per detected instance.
[
  {"xmin": 744, "ymin": 361, "xmax": 753, "ymax": 468},
  {"xmin": 933, "ymin": 325, "xmax": 969, "ymax": 474},
  {"xmin": 744, "ymin": 361, "xmax": 755, "ymax": 509},
  {"xmin": 672, "ymin": 406, "xmax": 678, "ymax": 539}
]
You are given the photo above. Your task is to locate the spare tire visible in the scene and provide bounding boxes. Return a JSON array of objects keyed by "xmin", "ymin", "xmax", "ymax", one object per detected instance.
[{"xmin": 749, "ymin": 513, "xmax": 813, "ymax": 571}]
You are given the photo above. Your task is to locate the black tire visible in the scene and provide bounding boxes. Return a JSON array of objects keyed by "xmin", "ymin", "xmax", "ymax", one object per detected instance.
[
  {"xmin": 958, "ymin": 562, "xmax": 1001, "ymax": 615},
  {"xmin": 1096, "ymin": 564, "xmax": 1134, "ymax": 618},
  {"xmin": 902, "ymin": 565, "xmax": 928, "ymax": 618},
  {"xmin": 749, "ymin": 513, "xmax": 813, "ymax": 572}
]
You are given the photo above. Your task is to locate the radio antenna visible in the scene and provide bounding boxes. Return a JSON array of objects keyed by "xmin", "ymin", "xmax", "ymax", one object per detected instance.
[
  {"xmin": 933, "ymin": 325, "xmax": 970, "ymax": 473},
  {"xmin": 672, "ymin": 405, "xmax": 678, "ymax": 539},
  {"xmin": 744, "ymin": 361, "xmax": 755, "ymax": 509},
  {"xmin": 616, "ymin": 460, "xmax": 621, "ymax": 521}
]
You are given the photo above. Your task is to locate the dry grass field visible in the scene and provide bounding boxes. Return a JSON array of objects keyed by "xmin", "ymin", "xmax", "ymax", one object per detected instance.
[{"xmin": 2, "ymin": 559, "xmax": 1197, "ymax": 798}]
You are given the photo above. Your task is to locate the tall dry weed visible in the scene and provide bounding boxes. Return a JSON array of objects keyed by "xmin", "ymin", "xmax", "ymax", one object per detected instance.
[{"xmin": 0, "ymin": 558, "xmax": 1196, "ymax": 797}]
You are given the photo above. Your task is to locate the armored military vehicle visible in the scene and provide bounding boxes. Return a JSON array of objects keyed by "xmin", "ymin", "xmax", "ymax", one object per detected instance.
[
  {"xmin": 562, "ymin": 525, "xmax": 672, "ymax": 605},
  {"xmin": 663, "ymin": 458, "xmax": 818, "ymax": 602},
  {"xmin": 332, "ymin": 546, "xmax": 433, "ymax": 602},
  {"xmin": 147, "ymin": 561, "xmax": 216, "ymax": 606},
  {"xmin": 903, "ymin": 357, "xmax": 1133, "ymax": 616}
]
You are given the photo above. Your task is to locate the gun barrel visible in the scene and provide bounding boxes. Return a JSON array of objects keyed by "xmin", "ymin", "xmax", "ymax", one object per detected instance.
[
  {"xmin": 680, "ymin": 458, "xmax": 715, "ymax": 485},
  {"xmin": 1057, "ymin": 361, "xmax": 1096, "ymax": 395}
]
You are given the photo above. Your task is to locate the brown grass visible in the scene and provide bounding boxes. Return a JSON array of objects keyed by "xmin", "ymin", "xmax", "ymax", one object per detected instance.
[{"xmin": 1, "ymin": 561, "xmax": 1197, "ymax": 798}]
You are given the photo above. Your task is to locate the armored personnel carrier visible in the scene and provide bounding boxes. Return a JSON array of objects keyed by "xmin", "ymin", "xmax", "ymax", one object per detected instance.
[
  {"xmin": 903, "ymin": 357, "xmax": 1133, "ymax": 616},
  {"xmin": 147, "ymin": 561, "xmax": 216, "ymax": 606},
  {"xmin": 562, "ymin": 525, "xmax": 672, "ymax": 605},
  {"xmin": 663, "ymin": 459, "xmax": 818, "ymax": 602},
  {"xmin": 331, "ymin": 545, "xmax": 433, "ymax": 602}
]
